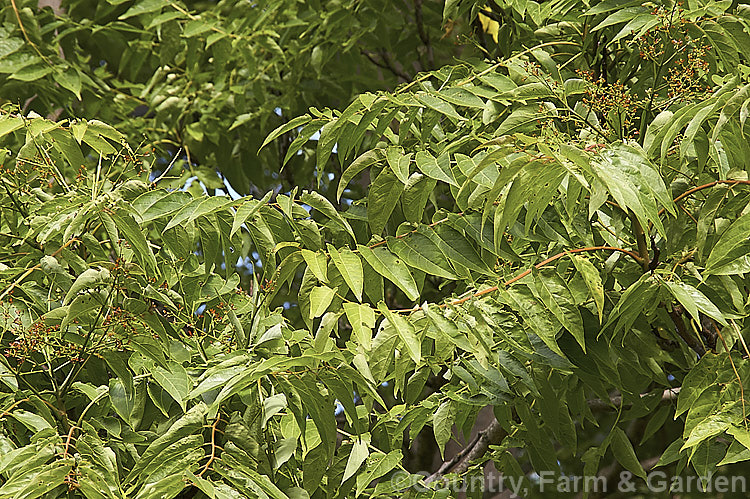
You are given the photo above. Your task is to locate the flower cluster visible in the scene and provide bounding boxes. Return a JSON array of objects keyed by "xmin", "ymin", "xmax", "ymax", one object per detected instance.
[
  {"xmin": 4, "ymin": 321, "xmax": 86, "ymax": 365},
  {"xmin": 576, "ymin": 70, "xmax": 642, "ymax": 137},
  {"xmin": 666, "ymin": 44, "xmax": 712, "ymax": 101}
]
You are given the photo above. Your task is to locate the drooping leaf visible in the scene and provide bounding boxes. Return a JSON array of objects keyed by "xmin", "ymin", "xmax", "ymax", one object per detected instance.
[
  {"xmin": 328, "ymin": 244, "xmax": 364, "ymax": 301},
  {"xmin": 357, "ymin": 245, "xmax": 419, "ymax": 301},
  {"xmin": 705, "ymin": 210, "xmax": 750, "ymax": 275},
  {"xmin": 368, "ymin": 168, "xmax": 403, "ymax": 235}
]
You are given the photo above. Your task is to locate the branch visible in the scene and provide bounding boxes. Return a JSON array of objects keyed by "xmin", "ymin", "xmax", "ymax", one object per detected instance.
[
  {"xmin": 394, "ymin": 245, "xmax": 642, "ymax": 313},
  {"xmin": 587, "ymin": 387, "xmax": 680, "ymax": 412},
  {"xmin": 427, "ymin": 388, "xmax": 680, "ymax": 482},
  {"xmin": 426, "ymin": 418, "xmax": 506, "ymax": 483},
  {"xmin": 668, "ymin": 305, "xmax": 706, "ymax": 356},
  {"xmin": 478, "ymin": 9, "xmax": 504, "ymax": 23},
  {"xmin": 658, "ymin": 179, "xmax": 750, "ymax": 217},
  {"xmin": 628, "ymin": 210, "xmax": 651, "ymax": 273},
  {"xmin": 413, "ymin": 0, "xmax": 434, "ymax": 69},
  {"xmin": 360, "ymin": 49, "xmax": 411, "ymax": 81}
]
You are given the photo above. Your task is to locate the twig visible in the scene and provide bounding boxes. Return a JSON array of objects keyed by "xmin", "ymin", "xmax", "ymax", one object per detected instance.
[
  {"xmin": 428, "ymin": 388, "xmax": 680, "ymax": 482},
  {"xmin": 667, "ymin": 305, "xmax": 705, "ymax": 356},
  {"xmin": 658, "ymin": 179, "xmax": 750, "ymax": 217},
  {"xmin": 0, "ymin": 398, "xmax": 30, "ymax": 419},
  {"xmin": 426, "ymin": 418, "xmax": 506, "ymax": 482},
  {"xmin": 394, "ymin": 245, "xmax": 642, "ymax": 313},
  {"xmin": 198, "ymin": 415, "xmax": 222, "ymax": 477},
  {"xmin": 361, "ymin": 49, "xmax": 411, "ymax": 81}
]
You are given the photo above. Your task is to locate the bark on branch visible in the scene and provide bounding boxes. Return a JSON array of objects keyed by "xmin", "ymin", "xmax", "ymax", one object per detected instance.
[{"xmin": 427, "ymin": 388, "xmax": 680, "ymax": 482}]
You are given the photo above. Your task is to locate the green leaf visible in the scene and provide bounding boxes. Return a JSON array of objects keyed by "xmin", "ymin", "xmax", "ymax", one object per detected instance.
[
  {"xmin": 378, "ymin": 302, "xmax": 421, "ymax": 363},
  {"xmin": 301, "ymin": 250, "xmax": 328, "ymax": 283},
  {"xmin": 163, "ymin": 198, "xmax": 206, "ymax": 231},
  {"xmin": 293, "ymin": 376, "xmax": 337, "ymax": 460},
  {"xmin": 676, "ymin": 354, "xmax": 729, "ymax": 417},
  {"xmin": 386, "ymin": 233, "xmax": 458, "ymax": 280},
  {"xmin": 443, "ymin": 0, "xmax": 460, "ymax": 20},
  {"xmin": 309, "ymin": 285, "xmax": 336, "ymax": 319},
  {"xmin": 337, "ymin": 149, "xmax": 384, "ymax": 201},
  {"xmin": 357, "ymin": 245, "xmax": 419, "ymax": 301},
  {"xmin": 417, "ymin": 225, "xmax": 495, "ymax": 276},
  {"xmin": 530, "ymin": 271, "xmax": 585, "ymax": 351},
  {"xmin": 343, "ymin": 302, "xmax": 375, "ymax": 350},
  {"xmin": 603, "ymin": 274, "xmax": 658, "ymax": 334},
  {"xmin": 610, "ymin": 427, "xmax": 647, "ymax": 480},
  {"xmin": 570, "ymin": 255, "xmax": 604, "ymax": 322},
  {"xmin": 415, "ymin": 150, "xmax": 457, "ymax": 186},
  {"xmin": 56, "ymin": 68, "xmax": 82, "ymax": 99},
  {"xmin": 0, "ymin": 460, "xmax": 74, "ymax": 499},
  {"xmin": 0, "ymin": 115, "xmax": 24, "ymax": 138},
  {"xmin": 63, "ymin": 267, "xmax": 111, "ymax": 305},
  {"xmin": 342, "ymin": 436, "xmax": 370, "ymax": 483},
  {"xmin": 135, "ymin": 190, "xmax": 191, "ymax": 223},
  {"xmin": 401, "ymin": 173, "xmax": 435, "ymax": 223},
  {"xmin": 260, "ymin": 115, "xmax": 312, "ymax": 151},
  {"xmin": 500, "ymin": 286, "xmax": 564, "ymax": 357},
  {"xmin": 496, "ymin": 107, "xmax": 540, "ymax": 134},
  {"xmin": 355, "ymin": 450, "xmax": 402, "ymax": 496},
  {"xmin": 61, "ymin": 291, "xmax": 106, "ymax": 330},
  {"xmin": 664, "ymin": 281, "xmax": 727, "ymax": 327},
  {"xmin": 125, "ymin": 403, "xmax": 208, "ymax": 483},
  {"xmin": 385, "ymin": 146, "xmax": 410, "ymax": 184},
  {"xmin": 316, "ymin": 118, "xmax": 340, "ymax": 172},
  {"xmin": 705, "ymin": 210, "xmax": 750, "ymax": 275},
  {"xmin": 328, "ymin": 244, "xmax": 363, "ymax": 301},
  {"xmin": 187, "ymin": 197, "xmax": 233, "ymax": 224},
  {"xmin": 589, "ymin": 144, "xmax": 672, "ymax": 235},
  {"xmin": 111, "ymin": 210, "xmax": 158, "ymax": 274},
  {"xmin": 120, "ymin": 0, "xmax": 165, "ymax": 20},
  {"xmin": 437, "ymin": 87, "xmax": 485, "ymax": 109},
  {"xmin": 433, "ymin": 400, "xmax": 456, "ymax": 459},
  {"xmin": 9, "ymin": 410, "xmax": 52, "ymax": 432},
  {"xmin": 151, "ymin": 362, "xmax": 191, "ymax": 412},
  {"xmin": 109, "ymin": 379, "xmax": 137, "ymax": 427},
  {"xmin": 231, "ymin": 192, "xmax": 272, "ymax": 236},
  {"xmin": 133, "ymin": 474, "xmax": 186, "ymax": 499},
  {"xmin": 301, "ymin": 190, "xmax": 356, "ymax": 241},
  {"xmin": 416, "ymin": 92, "xmax": 464, "ymax": 121},
  {"xmin": 368, "ymin": 168, "xmax": 403, "ymax": 235},
  {"xmin": 656, "ymin": 438, "xmax": 686, "ymax": 467}
]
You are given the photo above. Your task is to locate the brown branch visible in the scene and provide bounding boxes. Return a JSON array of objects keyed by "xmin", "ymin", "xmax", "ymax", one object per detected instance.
[
  {"xmin": 426, "ymin": 418, "xmax": 506, "ymax": 482},
  {"xmin": 361, "ymin": 49, "xmax": 411, "ymax": 81},
  {"xmin": 658, "ymin": 179, "xmax": 750, "ymax": 217},
  {"xmin": 62, "ymin": 425, "xmax": 79, "ymax": 458},
  {"xmin": 394, "ymin": 245, "xmax": 642, "ymax": 313},
  {"xmin": 414, "ymin": 0, "xmax": 434, "ymax": 69},
  {"xmin": 427, "ymin": 388, "xmax": 679, "ymax": 482},
  {"xmin": 667, "ymin": 305, "xmax": 706, "ymax": 356},
  {"xmin": 628, "ymin": 210, "xmax": 651, "ymax": 273}
]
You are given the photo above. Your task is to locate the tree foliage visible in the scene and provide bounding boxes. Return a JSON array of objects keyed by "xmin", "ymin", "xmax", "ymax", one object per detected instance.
[{"xmin": 1, "ymin": 0, "xmax": 750, "ymax": 497}]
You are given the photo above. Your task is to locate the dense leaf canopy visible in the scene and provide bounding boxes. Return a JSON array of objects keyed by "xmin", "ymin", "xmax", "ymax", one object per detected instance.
[{"xmin": 1, "ymin": 0, "xmax": 750, "ymax": 498}]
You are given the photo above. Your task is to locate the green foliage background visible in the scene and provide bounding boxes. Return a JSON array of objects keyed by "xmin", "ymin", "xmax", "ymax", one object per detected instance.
[{"xmin": 1, "ymin": 0, "xmax": 750, "ymax": 497}]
